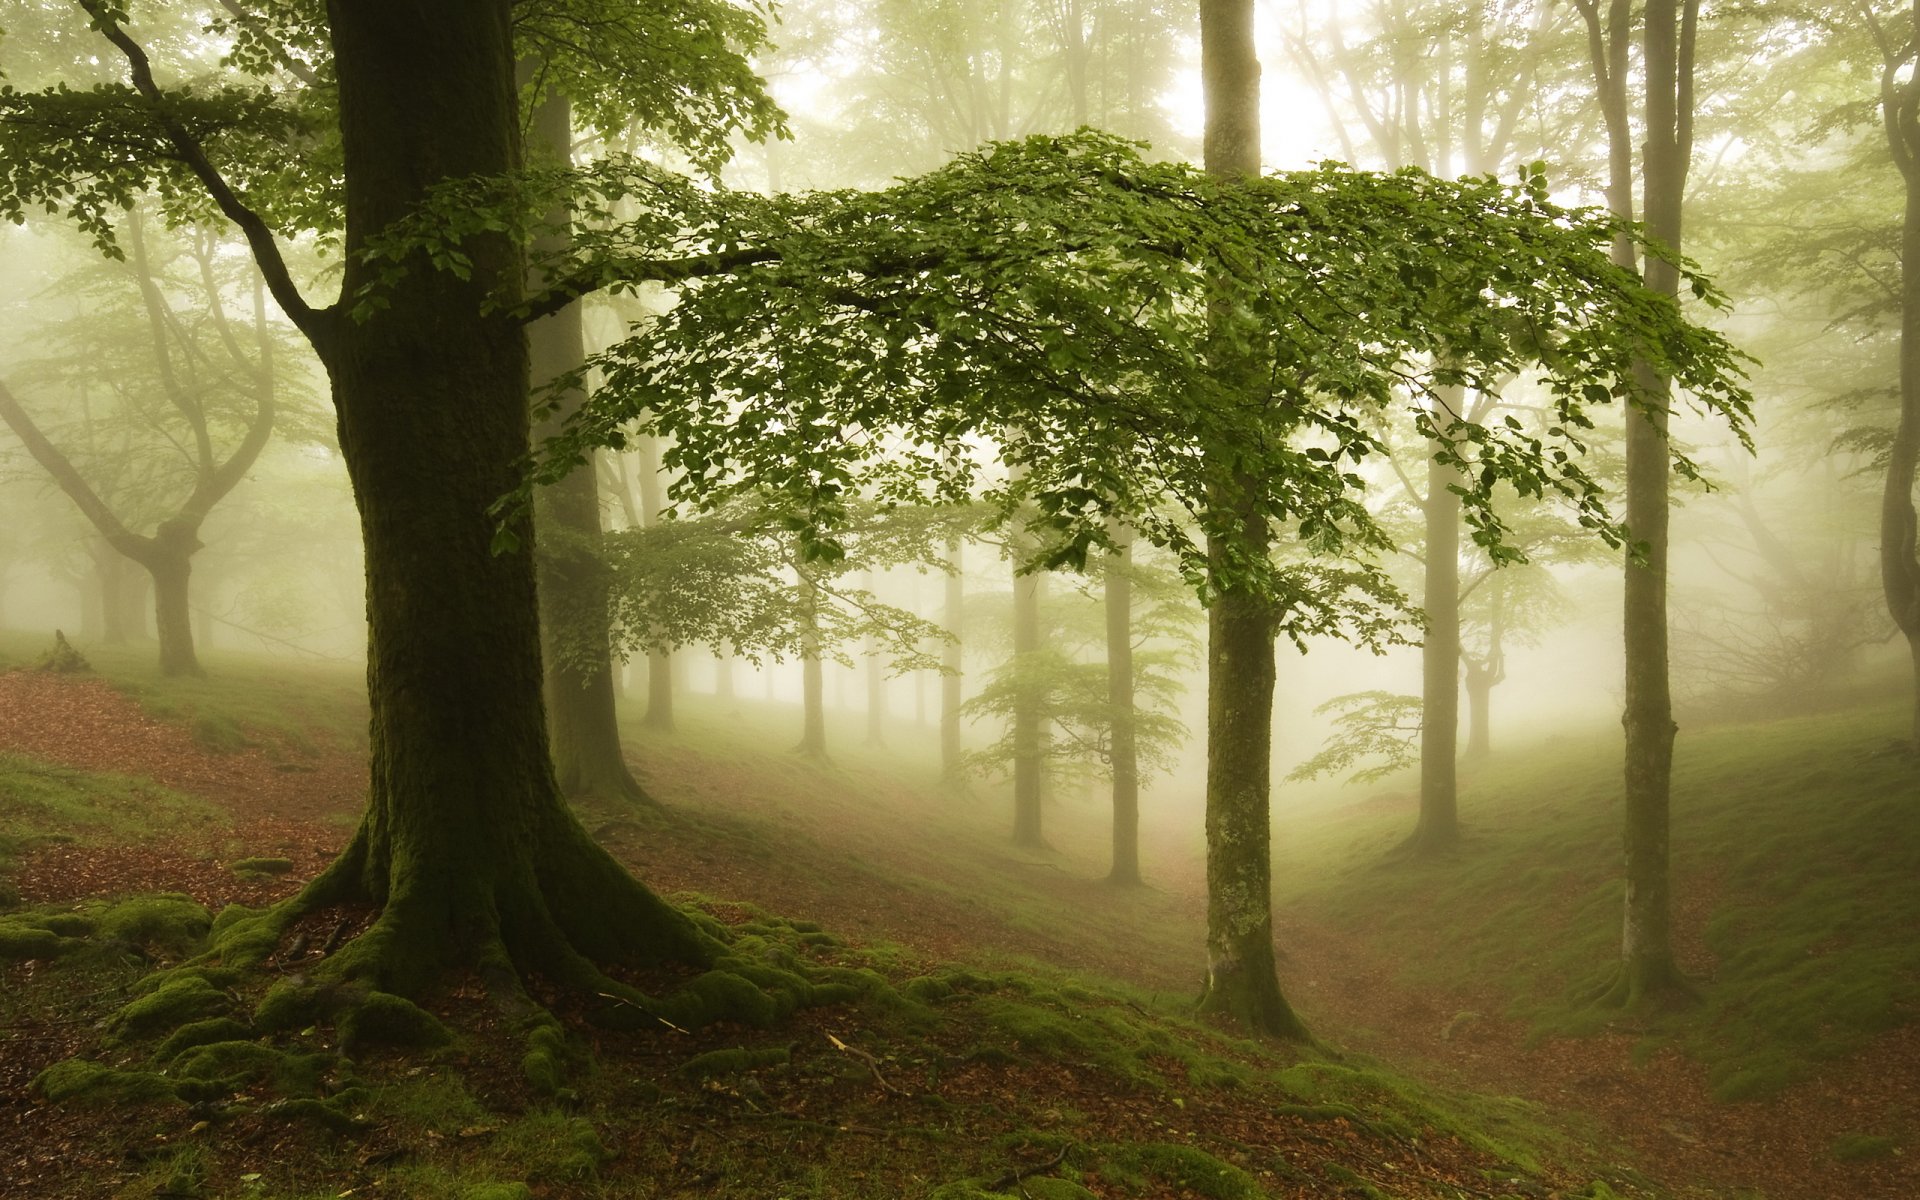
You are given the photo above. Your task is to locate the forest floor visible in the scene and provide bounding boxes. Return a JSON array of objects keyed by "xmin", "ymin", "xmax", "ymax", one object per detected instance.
[{"xmin": 0, "ymin": 647, "xmax": 1912, "ymax": 1198}]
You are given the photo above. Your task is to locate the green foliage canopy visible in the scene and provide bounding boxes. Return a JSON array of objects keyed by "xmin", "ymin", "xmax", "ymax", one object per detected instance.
[{"xmin": 480, "ymin": 132, "xmax": 1752, "ymax": 642}]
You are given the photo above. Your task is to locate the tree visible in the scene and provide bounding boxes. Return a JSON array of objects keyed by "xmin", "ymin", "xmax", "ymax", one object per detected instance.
[
  {"xmin": 0, "ymin": 0, "xmax": 785, "ymax": 1034},
  {"xmin": 959, "ymin": 536, "xmax": 1196, "ymax": 880},
  {"xmin": 1573, "ymin": 0, "xmax": 1702, "ymax": 1008},
  {"xmin": 0, "ymin": 212, "xmax": 279, "ymax": 676},
  {"xmin": 525, "ymin": 84, "xmax": 652, "ymax": 804},
  {"xmin": 598, "ymin": 500, "xmax": 956, "ymax": 761},
  {"xmin": 1860, "ymin": 0, "xmax": 1920, "ymax": 748},
  {"xmin": 1193, "ymin": 0, "xmax": 1312, "ymax": 1038}
]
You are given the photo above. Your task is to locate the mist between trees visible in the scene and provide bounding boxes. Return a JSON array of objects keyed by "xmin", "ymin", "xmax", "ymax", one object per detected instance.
[{"xmin": 0, "ymin": 0, "xmax": 1914, "ymax": 1185}]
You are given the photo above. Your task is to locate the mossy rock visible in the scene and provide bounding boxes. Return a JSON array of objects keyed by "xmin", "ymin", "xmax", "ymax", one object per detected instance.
[
  {"xmin": 1112, "ymin": 1143, "xmax": 1262, "ymax": 1200},
  {"xmin": 339, "ymin": 991, "xmax": 452, "ymax": 1052},
  {"xmin": 254, "ymin": 980, "xmax": 343, "ymax": 1032},
  {"xmin": 261, "ymin": 1096, "xmax": 372, "ymax": 1134},
  {"xmin": 657, "ymin": 970, "xmax": 780, "ymax": 1029},
  {"xmin": 227, "ymin": 857, "xmax": 296, "ymax": 877},
  {"xmin": 33, "ymin": 1059, "xmax": 179, "ymax": 1106},
  {"xmin": 97, "ymin": 895, "xmax": 212, "ymax": 957},
  {"xmin": 0, "ymin": 922, "xmax": 73, "ymax": 961},
  {"xmin": 522, "ymin": 1021, "xmax": 572, "ymax": 1096},
  {"xmin": 461, "ymin": 1186, "xmax": 534, "ymax": 1200},
  {"xmin": 156, "ymin": 1017, "xmax": 257, "ymax": 1061},
  {"xmin": 113, "ymin": 975, "xmax": 232, "ymax": 1041},
  {"xmin": 171, "ymin": 1040, "xmax": 334, "ymax": 1095},
  {"xmin": 36, "ymin": 912, "xmax": 95, "ymax": 938},
  {"xmin": 931, "ymin": 1180, "xmax": 1095, "ymax": 1200},
  {"xmin": 677, "ymin": 1045, "xmax": 791, "ymax": 1080}
]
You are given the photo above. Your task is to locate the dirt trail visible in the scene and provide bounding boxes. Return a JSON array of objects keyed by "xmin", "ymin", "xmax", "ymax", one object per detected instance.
[{"xmin": 1, "ymin": 672, "xmax": 1913, "ymax": 1198}]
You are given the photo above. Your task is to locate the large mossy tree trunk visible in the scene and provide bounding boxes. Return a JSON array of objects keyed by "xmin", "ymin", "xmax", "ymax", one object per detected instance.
[
  {"xmin": 1407, "ymin": 437, "xmax": 1461, "ymax": 854},
  {"xmin": 1104, "ymin": 524, "xmax": 1141, "ymax": 886},
  {"xmin": 276, "ymin": 0, "xmax": 707, "ymax": 998},
  {"xmin": 1192, "ymin": 0, "xmax": 1311, "ymax": 1042},
  {"xmin": 524, "ymin": 85, "xmax": 651, "ymax": 806},
  {"xmin": 1579, "ymin": 0, "xmax": 1696, "ymax": 1008}
]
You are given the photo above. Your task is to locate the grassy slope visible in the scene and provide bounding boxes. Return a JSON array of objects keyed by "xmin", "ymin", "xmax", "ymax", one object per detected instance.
[
  {"xmin": 1274, "ymin": 698, "xmax": 1920, "ymax": 1104},
  {"xmin": 0, "ymin": 641, "xmax": 1647, "ymax": 1200},
  {"xmin": 6, "ymin": 638, "xmax": 1914, "ymax": 1195}
]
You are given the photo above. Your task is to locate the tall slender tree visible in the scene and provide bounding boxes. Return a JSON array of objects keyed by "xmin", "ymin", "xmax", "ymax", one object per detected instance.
[
  {"xmin": 525, "ymin": 83, "xmax": 651, "ymax": 804},
  {"xmin": 1194, "ymin": 0, "xmax": 1313, "ymax": 1040},
  {"xmin": 1575, "ymin": 0, "xmax": 1701, "ymax": 1007},
  {"xmin": 1861, "ymin": 1, "xmax": 1920, "ymax": 748}
]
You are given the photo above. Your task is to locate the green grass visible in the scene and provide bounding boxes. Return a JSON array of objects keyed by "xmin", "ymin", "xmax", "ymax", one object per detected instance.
[
  {"xmin": 1277, "ymin": 699, "xmax": 1920, "ymax": 1101},
  {"xmin": 0, "ymin": 753, "xmax": 221, "ymax": 883},
  {"xmin": 0, "ymin": 630, "xmax": 369, "ymax": 755}
]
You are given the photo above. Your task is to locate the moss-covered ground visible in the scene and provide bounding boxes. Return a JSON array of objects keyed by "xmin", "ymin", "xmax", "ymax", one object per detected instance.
[{"xmin": 2, "ymin": 638, "xmax": 1915, "ymax": 1197}]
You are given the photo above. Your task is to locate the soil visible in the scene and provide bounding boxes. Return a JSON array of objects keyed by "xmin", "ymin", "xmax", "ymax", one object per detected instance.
[{"xmin": 0, "ymin": 670, "xmax": 1911, "ymax": 1199}]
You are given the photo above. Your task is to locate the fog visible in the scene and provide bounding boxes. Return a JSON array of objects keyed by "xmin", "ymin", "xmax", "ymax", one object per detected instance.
[{"xmin": 1, "ymin": 2, "xmax": 1915, "ymax": 1198}]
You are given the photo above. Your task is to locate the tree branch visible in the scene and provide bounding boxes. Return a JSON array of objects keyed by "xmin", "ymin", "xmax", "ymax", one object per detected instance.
[
  {"xmin": 76, "ymin": 0, "xmax": 331, "ymax": 351},
  {"xmin": 0, "ymin": 378, "xmax": 150, "ymax": 562}
]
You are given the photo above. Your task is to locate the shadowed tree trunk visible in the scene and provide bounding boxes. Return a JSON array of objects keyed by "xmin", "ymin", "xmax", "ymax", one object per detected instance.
[
  {"xmin": 524, "ymin": 83, "xmax": 651, "ymax": 805},
  {"xmin": 1105, "ymin": 523, "xmax": 1141, "ymax": 886},
  {"xmin": 88, "ymin": 0, "xmax": 714, "ymax": 998},
  {"xmin": 1193, "ymin": 0, "xmax": 1312, "ymax": 1041}
]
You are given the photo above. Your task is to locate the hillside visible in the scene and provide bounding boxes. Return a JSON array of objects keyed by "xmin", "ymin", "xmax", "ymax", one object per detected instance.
[{"xmin": 0, "ymin": 637, "xmax": 1913, "ymax": 1198}]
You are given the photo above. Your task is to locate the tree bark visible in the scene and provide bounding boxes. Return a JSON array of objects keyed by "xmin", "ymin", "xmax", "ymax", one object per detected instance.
[
  {"xmin": 1011, "ymin": 556, "xmax": 1046, "ymax": 847},
  {"xmin": 1104, "ymin": 524, "xmax": 1141, "ymax": 886},
  {"xmin": 524, "ymin": 85, "xmax": 651, "ymax": 804},
  {"xmin": 1407, "ymin": 435, "xmax": 1461, "ymax": 853},
  {"xmin": 243, "ymin": 0, "xmax": 710, "ymax": 1000},
  {"xmin": 1578, "ymin": 0, "xmax": 1696, "ymax": 1007},
  {"xmin": 1193, "ymin": 0, "xmax": 1311, "ymax": 1041}
]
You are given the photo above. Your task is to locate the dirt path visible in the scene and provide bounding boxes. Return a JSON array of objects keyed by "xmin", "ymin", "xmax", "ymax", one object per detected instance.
[{"xmin": 1, "ymin": 672, "xmax": 1912, "ymax": 1198}]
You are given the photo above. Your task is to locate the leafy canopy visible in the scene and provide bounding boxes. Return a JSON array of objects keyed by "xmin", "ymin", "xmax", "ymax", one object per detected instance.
[{"xmin": 468, "ymin": 132, "xmax": 1748, "ymax": 639}]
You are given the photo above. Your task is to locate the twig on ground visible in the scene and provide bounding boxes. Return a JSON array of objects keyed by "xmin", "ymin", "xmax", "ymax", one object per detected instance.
[
  {"xmin": 985, "ymin": 1144, "xmax": 1070, "ymax": 1192},
  {"xmin": 825, "ymin": 1031, "xmax": 911, "ymax": 1096}
]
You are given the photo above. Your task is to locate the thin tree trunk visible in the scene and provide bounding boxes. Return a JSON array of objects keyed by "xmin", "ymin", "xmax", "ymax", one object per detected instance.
[
  {"xmin": 1463, "ymin": 669, "xmax": 1493, "ymax": 760},
  {"xmin": 1105, "ymin": 525, "xmax": 1141, "ymax": 886},
  {"xmin": 865, "ymin": 635, "xmax": 886, "ymax": 747},
  {"xmin": 1888, "ymin": 166, "xmax": 1920, "ymax": 747},
  {"xmin": 1011, "ymin": 559, "xmax": 1046, "ymax": 847},
  {"xmin": 795, "ymin": 566, "xmax": 828, "ymax": 759},
  {"xmin": 1194, "ymin": 0, "xmax": 1311, "ymax": 1041},
  {"xmin": 1578, "ymin": 0, "xmax": 1696, "ymax": 1007},
  {"xmin": 637, "ymin": 434, "xmax": 674, "ymax": 731},
  {"xmin": 525, "ymin": 83, "xmax": 651, "ymax": 803},
  {"xmin": 941, "ymin": 536, "xmax": 965, "ymax": 782},
  {"xmin": 1408, "ymin": 434, "xmax": 1461, "ymax": 853}
]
